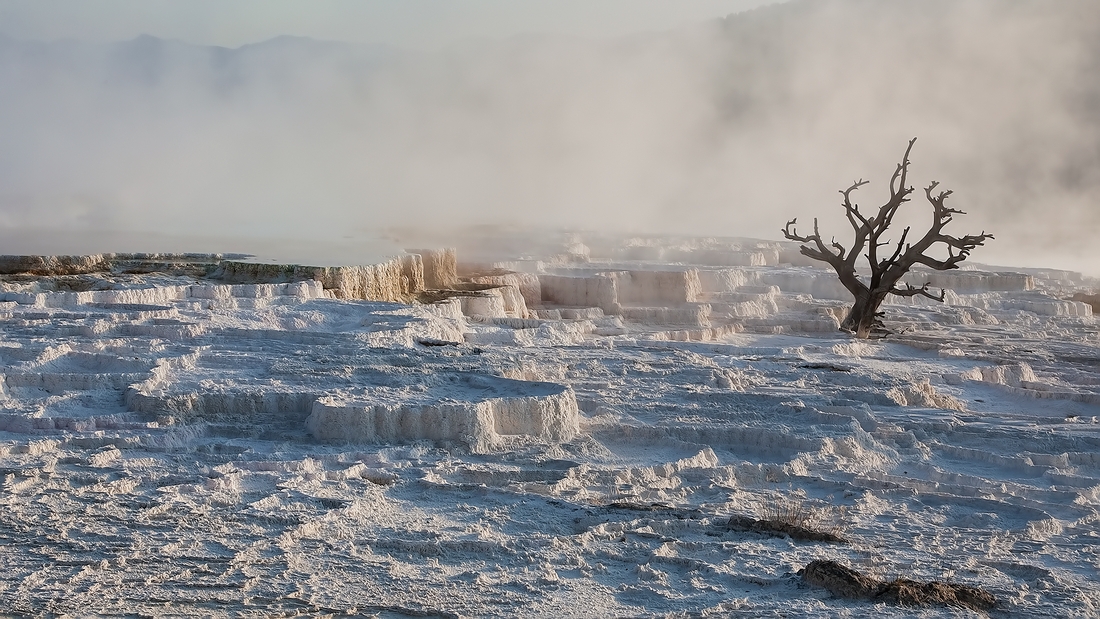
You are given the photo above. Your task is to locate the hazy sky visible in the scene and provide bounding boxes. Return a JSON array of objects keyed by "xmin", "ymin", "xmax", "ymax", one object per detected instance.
[
  {"xmin": 0, "ymin": 0, "xmax": 1097, "ymax": 274},
  {"xmin": 0, "ymin": 0, "xmax": 783, "ymax": 48}
]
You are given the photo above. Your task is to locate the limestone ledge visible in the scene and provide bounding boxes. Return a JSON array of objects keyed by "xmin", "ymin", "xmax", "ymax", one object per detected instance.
[
  {"xmin": 0, "ymin": 249, "xmax": 460, "ymax": 303},
  {"xmin": 306, "ymin": 376, "xmax": 580, "ymax": 452}
]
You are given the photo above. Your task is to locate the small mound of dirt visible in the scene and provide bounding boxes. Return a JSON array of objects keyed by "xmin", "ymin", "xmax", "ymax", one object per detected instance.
[
  {"xmin": 876, "ymin": 578, "xmax": 997, "ymax": 610},
  {"xmin": 726, "ymin": 515, "xmax": 847, "ymax": 543},
  {"xmin": 802, "ymin": 560, "xmax": 996, "ymax": 612},
  {"xmin": 801, "ymin": 559, "xmax": 879, "ymax": 597}
]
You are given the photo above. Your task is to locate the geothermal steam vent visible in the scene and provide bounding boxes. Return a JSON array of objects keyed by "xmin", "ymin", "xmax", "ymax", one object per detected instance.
[{"xmin": 306, "ymin": 373, "xmax": 580, "ymax": 450}]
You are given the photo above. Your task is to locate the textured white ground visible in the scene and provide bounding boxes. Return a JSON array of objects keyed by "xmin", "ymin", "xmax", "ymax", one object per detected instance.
[{"xmin": 1, "ymin": 246, "xmax": 1099, "ymax": 617}]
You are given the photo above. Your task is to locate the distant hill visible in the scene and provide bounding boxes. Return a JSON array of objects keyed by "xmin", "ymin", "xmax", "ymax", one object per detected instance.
[{"xmin": 0, "ymin": 0, "xmax": 1096, "ymax": 270}]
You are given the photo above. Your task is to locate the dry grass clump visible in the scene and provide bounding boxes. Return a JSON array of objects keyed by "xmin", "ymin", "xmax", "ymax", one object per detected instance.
[
  {"xmin": 725, "ymin": 493, "xmax": 848, "ymax": 543},
  {"xmin": 763, "ymin": 493, "xmax": 847, "ymax": 539},
  {"xmin": 764, "ymin": 495, "xmax": 840, "ymax": 531}
]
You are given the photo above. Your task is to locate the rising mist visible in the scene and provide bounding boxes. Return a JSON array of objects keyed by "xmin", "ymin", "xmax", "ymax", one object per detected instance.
[{"xmin": 0, "ymin": 0, "xmax": 1097, "ymax": 271}]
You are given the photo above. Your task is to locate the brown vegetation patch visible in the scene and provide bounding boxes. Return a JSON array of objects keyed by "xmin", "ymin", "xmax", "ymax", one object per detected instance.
[
  {"xmin": 726, "ymin": 515, "xmax": 847, "ymax": 543},
  {"xmin": 416, "ymin": 289, "xmax": 488, "ymax": 304},
  {"xmin": 802, "ymin": 559, "xmax": 996, "ymax": 612},
  {"xmin": 607, "ymin": 501, "xmax": 674, "ymax": 511},
  {"xmin": 460, "ymin": 268, "xmax": 515, "ymax": 278},
  {"xmin": 452, "ymin": 282, "xmax": 503, "ymax": 292},
  {"xmin": 606, "ymin": 502, "xmax": 703, "ymax": 519}
]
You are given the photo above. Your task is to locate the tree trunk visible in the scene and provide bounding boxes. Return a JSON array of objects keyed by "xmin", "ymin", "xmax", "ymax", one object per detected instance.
[{"xmin": 840, "ymin": 291, "xmax": 886, "ymax": 338}]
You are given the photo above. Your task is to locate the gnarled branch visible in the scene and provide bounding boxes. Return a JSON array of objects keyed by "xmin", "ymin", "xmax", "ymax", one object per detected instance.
[
  {"xmin": 890, "ymin": 281, "xmax": 946, "ymax": 302},
  {"xmin": 880, "ymin": 226, "xmax": 911, "ymax": 271},
  {"xmin": 782, "ymin": 218, "xmax": 815, "ymax": 244},
  {"xmin": 783, "ymin": 218, "xmax": 844, "ymax": 264},
  {"xmin": 840, "ymin": 179, "xmax": 871, "ymax": 232}
]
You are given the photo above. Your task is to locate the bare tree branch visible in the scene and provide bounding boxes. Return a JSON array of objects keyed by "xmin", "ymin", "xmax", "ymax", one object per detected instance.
[
  {"xmin": 782, "ymin": 218, "xmax": 812, "ymax": 243},
  {"xmin": 890, "ymin": 281, "xmax": 946, "ymax": 301},
  {"xmin": 880, "ymin": 226, "xmax": 911, "ymax": 270},
  {"xmin": 830, "ymin": 237, "xmax": 846, "ymax": 260},
  {"xmin": 840, "ymin": 179, "xmax": 871, "ymax": 231},
  {"xmin": 783, "ymin": 218, "xmax": 844, "ymax": 264}
]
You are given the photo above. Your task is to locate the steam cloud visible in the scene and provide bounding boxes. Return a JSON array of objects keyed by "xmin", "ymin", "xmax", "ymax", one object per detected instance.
[{"xmin": 0, "ymin": 0, "xmax": 1097, "ymax": 271}]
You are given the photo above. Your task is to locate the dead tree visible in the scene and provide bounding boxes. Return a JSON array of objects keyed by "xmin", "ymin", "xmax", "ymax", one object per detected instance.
[{"xmin": 782, "ymin": 139, "xmax": 993, "ymax": 338}]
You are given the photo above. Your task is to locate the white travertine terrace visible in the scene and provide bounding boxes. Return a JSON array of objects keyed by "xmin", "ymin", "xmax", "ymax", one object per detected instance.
[
  {"xmin": 1, "ymin": 233, "xmax": 1099, "ymax": 617},
  {"xmin": 306, "ymin": 375, "xmax": 580, "ymax": 452}
]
